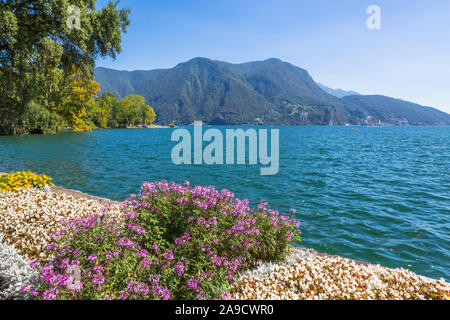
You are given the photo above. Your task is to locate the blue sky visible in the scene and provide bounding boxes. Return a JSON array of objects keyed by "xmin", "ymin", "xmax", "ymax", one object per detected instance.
[{"xmin": 96, "ymin": 0, "xmax": 450, "ymax": 113}]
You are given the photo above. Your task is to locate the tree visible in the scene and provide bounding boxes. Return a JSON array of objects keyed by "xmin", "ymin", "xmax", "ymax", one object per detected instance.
[
  {"xmin": 51, "ymin": 66, "xmax": 100, "ymax": 132},
  {"xmin": 23, "ymin": 100, "xmax": 64, "ymax": 134},
  {"xmin": 91, "ymin": 92, "xmax": 118, "ymax": 128},
  {"xmin": 0, "ymin": 0, "xmax": 130, "ymax": 135},
  {"xmin": 115, "ymin": 95, "xmax": 156, "ymax": 127}
]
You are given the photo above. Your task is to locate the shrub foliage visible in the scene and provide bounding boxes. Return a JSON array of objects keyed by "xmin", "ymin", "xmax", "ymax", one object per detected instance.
[{"xmin": 25, "ymin": 181, "xmax": 301, "ymax": 300}]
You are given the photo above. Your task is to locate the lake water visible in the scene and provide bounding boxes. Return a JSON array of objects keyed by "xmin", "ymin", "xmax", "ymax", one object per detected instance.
[{"xmin": 0, "ymin": 126, "xmax": 449, "ymax": 280}]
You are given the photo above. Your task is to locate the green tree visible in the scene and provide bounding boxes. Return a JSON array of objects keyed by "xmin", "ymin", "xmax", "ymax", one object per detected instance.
[
  {"xmin": 0, "ymin": 0, "xmax": 130, "ymax": 135},
  {"xmin": 91, "ymin": 92, "xmax": 118, "ymax": 128},
  {"xmin": 23, "ymin": 100, "xmax": 64, "ymax": 134},
  {"xmin": 115, "ymin": 95, "xmax": 156, "ymax": 127}
]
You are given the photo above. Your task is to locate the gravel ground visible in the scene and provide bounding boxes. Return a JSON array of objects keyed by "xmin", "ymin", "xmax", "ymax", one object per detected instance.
[
  {"xmin": 231, "ymin": 247, "xmax": 450, "ymax": 300},
  {"xmin": 0, "ymin": 188, "xmax": 122, "ymax": 260},
  {"xmin": 50, "ymin": 186, "xmax": 121, "ymax": 206}
]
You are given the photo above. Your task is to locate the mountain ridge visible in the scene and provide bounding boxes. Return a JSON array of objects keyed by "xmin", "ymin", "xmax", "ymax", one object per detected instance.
[
  {"xmin": 317, "ymin": 83, "xmax": 360, "ymax": 98},
  {"xmin": 94, "ymin": 58, "xmax": 450, "ymax": 126}
]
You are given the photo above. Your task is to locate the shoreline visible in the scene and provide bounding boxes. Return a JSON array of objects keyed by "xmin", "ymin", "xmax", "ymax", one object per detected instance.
[
  {"xmin": 1, "ymin": 125, "xmax": 449, "ymax": 137},
  {"xmin": 4, "ymin": 185, "xmax": 378, "ymax": 269},
  {"xmin": 106, "ymin": 124, "xmax": 170, "ymax": 129},
  {"xmin": 1, "ymin": 186, "xmax": 449, "ymax": 300},
  {"xmin": 50, "ymin": 186, "xmax": 121, "ymax": 206},
  {"xmin": 41, "ymin": 186, "xmax": 446, "ymax": 281},
  {"xmin": 41, "ymin": 186, "xmax": 448, "ymax": 283}
]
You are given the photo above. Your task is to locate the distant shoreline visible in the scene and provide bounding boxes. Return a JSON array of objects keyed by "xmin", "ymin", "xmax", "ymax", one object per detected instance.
[
  {"xmin": 1, "ymin": 124, "xmax": 448, "ymax": 137},
  {"xmin": 95, "ymin": 124, "xmax": 170, "ymax": 129}
]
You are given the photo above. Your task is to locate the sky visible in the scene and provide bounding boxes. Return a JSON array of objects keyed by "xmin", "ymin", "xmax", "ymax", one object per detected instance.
[{"xmin": 96, "ymin": 0, "xmax": 450, "ymax": 114}]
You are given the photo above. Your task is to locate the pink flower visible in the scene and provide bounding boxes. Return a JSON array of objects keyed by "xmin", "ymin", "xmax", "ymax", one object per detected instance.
[
  {"xmin": 220, "ymin": 292, "xmax": 229, "ymax": 300},
  {"xmin": 42, "ymin": 287, "xmax": 58, "ymax": 300},
  {"xmin": 137, "ymin": 249, "xmax": 148, "ymax": 258},
  {"xmin": 141, "ymin": 259, "xmax": 153, "ymax": 268},
  {"xmin": 149, "ymin": 274, "xmax": 160, "ymax": 284},
  {"xmin": 174, "ymin": 261, "xmax": 184, "ymax": 275},
  {"xmin": 20, "ymin": 284, "xmax": 31, "ymax": 293},
  {"xmin": 163, "ymin": 251, "xmax": 174, "ymax": 260}
]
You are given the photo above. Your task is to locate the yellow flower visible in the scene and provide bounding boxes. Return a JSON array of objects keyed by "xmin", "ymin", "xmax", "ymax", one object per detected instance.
[{"xmin": 0, "ymin": 171, "xmax": 54, "ymax": 192}]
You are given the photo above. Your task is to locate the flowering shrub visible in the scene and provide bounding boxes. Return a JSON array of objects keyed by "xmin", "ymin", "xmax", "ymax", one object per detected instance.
[
  {"xmin": 26, "ymin": 181, "xmax": 301, "ymax": 300},
  {"xmin": 0, "ymin": 171, "xmax": 54, "ymax": 193}
]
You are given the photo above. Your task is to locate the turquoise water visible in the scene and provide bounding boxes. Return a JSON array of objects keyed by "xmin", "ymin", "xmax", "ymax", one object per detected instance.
[{"xmin": 0, "ymin": 126, "xmax": 449, "ymax": 280}]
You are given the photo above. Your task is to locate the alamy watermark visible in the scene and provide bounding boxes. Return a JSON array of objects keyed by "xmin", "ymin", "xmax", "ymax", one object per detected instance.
[
  {"xmin": 67, "ymin": 5, "xmax": 81, "ymax": 30},
  {"xmin": 367, "ymin": 5, "xmax": 381, "ymax": 30},
  {"xmin": 171, "ymin": 122, "xmax": 279, "ymax": 176}
]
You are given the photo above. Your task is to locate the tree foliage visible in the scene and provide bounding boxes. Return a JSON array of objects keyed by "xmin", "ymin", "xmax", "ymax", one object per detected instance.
[
  {"xmin": 113, "ymin": 94, "xmax": 156, "ymax": 127},
  {"xmin": 0, "ymin": 0, "xmax": 130, "ymax": 135},
  {"xmin": 52, "ymin": 67, "xmax": 101, "ymax": 132},
  {"xmin": 91, "ymin": 92, "xmax": 118, "ymax": 128},
  {"xmin": 87, "ymin": 92, "xmax": 156, "ymax": 129}
]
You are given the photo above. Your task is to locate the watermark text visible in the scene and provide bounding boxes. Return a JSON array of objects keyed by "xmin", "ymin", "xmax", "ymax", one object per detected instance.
[{"xmin": 171, "ymin": 122, "xmax": 279, "ymax": 175}]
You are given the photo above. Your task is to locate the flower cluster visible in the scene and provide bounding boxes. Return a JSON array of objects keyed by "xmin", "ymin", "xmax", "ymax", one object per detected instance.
[
  {"xmin": 0, "ymin": 171, "xmax": 54, "ymax": 193},
  {"xmin": 24, "ymin": 181, "xmax": 301, "ymax": 300},
  {"xmin": 229, "ymin": 254, "xmax": 450, "ymax": 300},
  {"xmin": 0, "ymin": 189, "xmax": 122, "ymax": 260}
]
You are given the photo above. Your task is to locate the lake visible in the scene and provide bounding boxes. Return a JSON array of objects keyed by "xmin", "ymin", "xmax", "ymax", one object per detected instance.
[{"xmin": 0, "ymin": 126, "xmax": 449, "ymax": 280}]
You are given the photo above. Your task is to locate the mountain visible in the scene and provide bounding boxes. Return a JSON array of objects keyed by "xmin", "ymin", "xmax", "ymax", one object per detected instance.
[
  {"xmin": 94, "ymin": 67, "xmax": 163, "ymax": 100},
  {"xmin": 94, "ymin": 58, "xmax": 450, "ymax": 126},
  {"xmin": 341, "ymin": 95, "xmax": 450, "ymax": 126},
  {"xmin": 132, "ymin": 58, "xmax": 281, "ymax": 125},
  {"xmin": 317, "ymin": 83, "xmax": 360, "ymax": 98}
]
